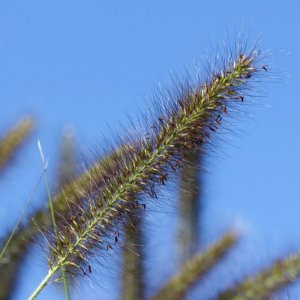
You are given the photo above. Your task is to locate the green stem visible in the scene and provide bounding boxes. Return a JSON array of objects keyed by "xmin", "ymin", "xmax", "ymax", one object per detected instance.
[
  {"xmin": 38, "ymin": 141, "xmax": 71, "ymax": 300},
  {"xmin": 0, "ymin": 171, "xmax": 43, "ymax": 259},
  {"xmin": 43, "ymin": 170, "xmax": 58, "ymax": 235},
  {"xmin": 28, "ymin": 266, "xmax": 60, "ymax": 300},
  {"xmin": 62, "ymin": 267, "xmax": 71, "ymax": 300}
]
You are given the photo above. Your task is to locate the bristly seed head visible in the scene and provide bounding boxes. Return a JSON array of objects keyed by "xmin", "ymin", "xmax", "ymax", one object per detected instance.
[{"xmin": 46, "ymin": 44, "xmax": 268, "ymax": 277}]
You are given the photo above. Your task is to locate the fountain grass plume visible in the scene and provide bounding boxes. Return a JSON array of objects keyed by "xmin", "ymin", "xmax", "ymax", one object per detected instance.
[
  {"xmin": 29, "ymin": 41, "xmax": 268, "ymax": 299},
  {"xmin": 152, "ymin": 231, "xmax": 239, "ymax": 300},
  {"xmin": 218, "ymin": 252, "xmax": 300, "ymax": 300},
  {"xmin": 0, "ymin": 117, "xmax": 35, "ymax": 172}
]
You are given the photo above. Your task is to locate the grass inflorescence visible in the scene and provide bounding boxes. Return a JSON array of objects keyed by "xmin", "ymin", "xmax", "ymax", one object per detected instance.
[
  {"xmin": 218, "ymin": 253, "xmax": 300, "ymax": 300},
  {"xmin": 0, "ymin": 117, "xmax": 35, "ymax": 172},
  {"xmin": 152, "ymin": 231, "xmax": 239, "ymax": 300},
  {"xmin": 29, "ymin": 43, "xmax": 268, "ymax": 298}
]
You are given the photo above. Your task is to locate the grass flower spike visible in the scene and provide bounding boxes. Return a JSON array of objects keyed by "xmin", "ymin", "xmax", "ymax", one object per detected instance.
[
  {"xmin": 29, "ymin": 44, "xmax": 267, "ymax": 299},
  {"xmin": 0, "ymin": 117, "xmax": 34, "ymax": 172},
  {"xmin": 218, "ymin": 252, "xmax": 300, "ymax": 300},
  {"xmin": 152, "ymin": 231, "xmax": 239, "ymax": 300}
]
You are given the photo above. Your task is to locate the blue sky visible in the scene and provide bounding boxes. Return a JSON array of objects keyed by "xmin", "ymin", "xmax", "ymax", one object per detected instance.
[{"xmin": 0, "ymin": 1, "xmax": 299, "ymax": 299}]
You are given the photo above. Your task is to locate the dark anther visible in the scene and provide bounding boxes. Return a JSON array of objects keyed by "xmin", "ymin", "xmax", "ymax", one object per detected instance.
[
  {"xmin": 197, "ymin": 136, "xmax": 204, "ymax": 145},
  {"xmin": 149, "ymin": 183, "xmax": 158, "ymax": 198},
  {"xmin": 216, "ymin": 115, "xmax": 222, "ymax": 124},
  {"xmin": 215, "ymin": 73, "xmax": 221, "ymax": 80},
  {"xmin": 159, "ymin": 173, "xmax": 168, "ymax": 185},
  {"xmin": 158, "ymin": 116, "xmax": 165, "ymax": 123},
  {"xmin": 235, "ymin": 95, "xmax": 244, "ymax": 102},
  {"xmin": 178, "ymin": 99, "xmax": 184, "ymax": 109}
]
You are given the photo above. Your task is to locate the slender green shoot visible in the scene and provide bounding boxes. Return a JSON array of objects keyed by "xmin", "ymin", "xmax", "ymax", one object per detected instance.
[
  {"xmin": 37, "ymin": 140, "xmax": 71, "ymax": 300},
  {"xmin": 0, "ymin": 170, "xmax": 43, "ymax": 259}
]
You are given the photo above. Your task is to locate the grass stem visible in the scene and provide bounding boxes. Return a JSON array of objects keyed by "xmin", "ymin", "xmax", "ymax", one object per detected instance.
[{"xmin": 37, "ymin": 141, "xmax": 71, "ymax": 300}]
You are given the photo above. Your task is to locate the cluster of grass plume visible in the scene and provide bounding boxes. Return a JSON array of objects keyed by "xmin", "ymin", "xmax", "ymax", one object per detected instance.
[
  {"xmin": 30, "ymin": 42, "xmax": 266, "ymax": 298},
  {"xmin": 1, "ymin": 37, "xmax": 300, "ymax": 300}
]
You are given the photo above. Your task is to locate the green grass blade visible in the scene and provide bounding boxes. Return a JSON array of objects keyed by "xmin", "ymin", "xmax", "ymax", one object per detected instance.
[
  {"xmin": 0, "ymin": 171, "xmax": 43, "ymax": 300},
  {"xmin": 37, "ymin": 140, "xmax": 71, "ymax": 300},
  {"xmin": 0, "ymin": 171, "xmax": 43, "ymax": 259}
]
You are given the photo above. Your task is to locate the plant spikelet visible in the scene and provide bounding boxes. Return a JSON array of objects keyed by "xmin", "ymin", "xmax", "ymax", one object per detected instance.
[
  {"xmin": 151, "ymin": 231, "xmax": 238, "ymax": 300},
  {"xmin": 51, "ymin": 45, "xmax": 265, "ymax": 275},
  {"xmin": 0, "ymin": 117, "xmax": 35, "ymax": 172},
  {"xmin": 30, "ymin": 43, "xmax": 268, "ymax": 298},
  {"xmin": 218, "ymin": 252, "xmax": 300, "ymax": 300}
]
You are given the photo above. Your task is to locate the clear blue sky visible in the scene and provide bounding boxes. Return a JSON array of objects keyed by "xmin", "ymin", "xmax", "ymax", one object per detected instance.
[{"xmin": 0, "ymin": 1, "xmax": 299, "ymax": 299}]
